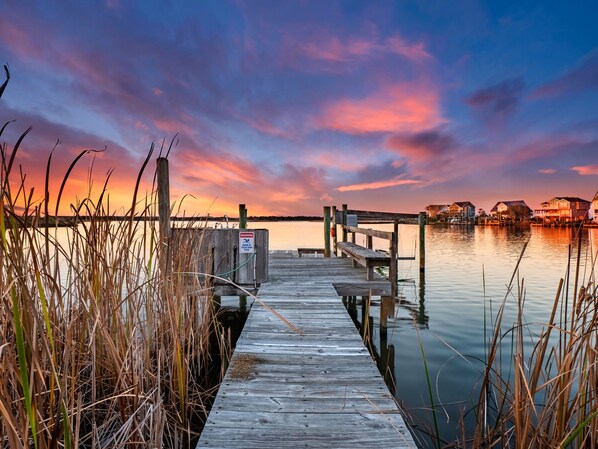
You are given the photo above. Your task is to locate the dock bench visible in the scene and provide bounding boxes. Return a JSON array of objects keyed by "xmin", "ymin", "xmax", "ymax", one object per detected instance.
[{"xmin": 336, "ymin": 241, "xmax": 390, "ymax": 280}]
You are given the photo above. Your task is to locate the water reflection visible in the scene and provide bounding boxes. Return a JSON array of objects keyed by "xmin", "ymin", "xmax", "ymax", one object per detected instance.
[
  {"xmin": 339, "ymin": 225, "xmax": 597, "ymax": 446},
  {"xmin": 418, "ymin": 271, "xmax": 427, "ymax": 327},
  {"xmin": 212, "ymin": 295, "xmax": 254, "ymax": 349}
]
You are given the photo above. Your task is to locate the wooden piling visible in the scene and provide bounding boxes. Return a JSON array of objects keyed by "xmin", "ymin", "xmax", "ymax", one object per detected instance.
[
  {"xmin": 331, "ymin": 206, "xmax": 338, "ymax": 256},
  {"xmin": 323, "ymin": 206, "xmax": 331, "ymax": 258},
  {"xmin": 419, "ymin": 212, "xmax": 426, "ymax": 272},
  {"xmin": 418, "ymin": 269, "xmax": 426, "ymax": 325},
  {"xmin": 361, "ymin": 295, "xmax": 371, "ymax": 344},
  {"xmin": 342, "ymin": 204, "xmax": 348, "ymax": 243},
  {"xmin": 389, "ymin": 221, "xmax": 398, "ymax": 299},
  {"xmin": 380, "ymin": 295, "xmax": 393, "ymax": 335},
  {"xmin": 157, "ymin": 157, "xmax": 171, "ymax": 281},
  {"xmin": 157, "ymin": 157, "xmax": 171, "ymax": 243},
  {"xmin": 239, "ymin": 204, "xmax": 247, "ymax": 229}
]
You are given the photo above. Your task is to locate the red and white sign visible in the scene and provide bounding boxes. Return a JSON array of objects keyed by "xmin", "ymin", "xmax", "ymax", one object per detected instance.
[{"xmin": 239, "ymin": 231, "xmax": 255, "ymax": 254}]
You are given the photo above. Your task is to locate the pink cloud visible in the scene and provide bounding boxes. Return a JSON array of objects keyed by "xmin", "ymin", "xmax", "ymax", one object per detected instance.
[
  {"xmin": 337, "ymin": 178, "xmax": 421, "ymax": 192},
  {"xmin": 134, "ymin": 121, "xmax": 149, "ymax": 131},
  {"xmin": 309, "ymin": 152, "xmax": 370, "ymax": 171},
  {"xmin": 176, "ymin": 149, "xmax": 261, "ymax": 187},
  {"xmin": 0, "ymin": 19, "xmax": 44, "ymax": 61},
  {"xmin": 571, "ymin": 165, "xmax": 598, "ymax": 175},
  {"xmin": 152, "ymin": 118, "xmax": 197, "ymax": 138},
  {"xmin": 0, "ymin": 107, "xmax": 150, "ymax": 213},
  {"xmin": 511, "ymin": 136, "xmax": 579, "ymax": 163},
  {"xmin": 385, "ymin": 36, "xmax": 432, "ymax": 62},
  {"xmin": 238, "ymin": 115, "xmax": 295, "ymax": 139},
  {"xmin": 300, "ymin": 37, "xmax": 352, "ymax": 62},
  {"xmin": 297, "ymin": 32, "xmax": 432, "ymax": 64},
  {"xmin": 317, "ymin": 83, "xmax": 445, "ymax": 134},
  {"xmin": 538, "ymin": 168, "xmax": 557, "ymax": 174}
]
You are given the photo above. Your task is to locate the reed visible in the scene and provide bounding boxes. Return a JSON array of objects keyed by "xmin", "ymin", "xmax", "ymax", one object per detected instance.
[
  {"xmin": 0, "ymin": 70, "xmax": 227, "ymax": 448},
  {"xmin": 468, "ymin": 230, "xmax": 598, "ymax": 448}
]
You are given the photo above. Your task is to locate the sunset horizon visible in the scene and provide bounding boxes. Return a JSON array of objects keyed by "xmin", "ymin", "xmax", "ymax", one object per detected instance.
[{"xmin": 1, "ymin": 1, "xmax": 597, "ymax": 216}]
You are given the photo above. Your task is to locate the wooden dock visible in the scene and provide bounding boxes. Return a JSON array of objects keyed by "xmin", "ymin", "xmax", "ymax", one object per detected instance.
[{"xmin": 196, "ymin": 252, "xmax": 417, "ymax": 448}]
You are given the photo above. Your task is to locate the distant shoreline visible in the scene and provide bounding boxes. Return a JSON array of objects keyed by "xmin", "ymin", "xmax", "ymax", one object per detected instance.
[{"xmin": 3, "ymin": 215, "xmax": 326, "ymax": 227}]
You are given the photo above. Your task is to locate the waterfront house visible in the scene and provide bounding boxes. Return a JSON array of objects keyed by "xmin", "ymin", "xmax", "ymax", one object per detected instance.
[
  {"xmin": 425, "ymin": 204, "xmax": 449, "ymax": 219},
  {"xmin": 590, "ymin": 192, "xmax": 598, "ymax": 223},
  {"xmin": 533, "ymin": 197, "xmax": 591, "ymax": 223},
  {"xmin": 448, "ymin": 201, "xmax": 476, "ymax": 221},
  {"xmin": 489, "ymin": 200, "xmax": 532, "ymax": 220}
]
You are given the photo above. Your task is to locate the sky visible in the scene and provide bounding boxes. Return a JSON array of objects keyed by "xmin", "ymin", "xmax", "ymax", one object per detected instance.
[{"xmin": 1, "ymin": 0, "xmax": 597, "ymax": 216}]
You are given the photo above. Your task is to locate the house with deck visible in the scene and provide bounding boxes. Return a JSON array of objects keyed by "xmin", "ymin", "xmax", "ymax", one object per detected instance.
[
  {"xmin": 489, "ymin": 200, "xmax": 532, "ymax": 221},
  {"xmin": 448, "ymin": 201, "xmax": 476, "ymax": 221},
  {"xmin": 590, "ymin": 192, "xmax": 598, "ymax": 223},
  {"xmin": 425, "ymin": 204, "xmax": 449, "ymax": 220},
  {"xmin": 533, "ymin": 197, "xmax": 591, "ymax": 223}
]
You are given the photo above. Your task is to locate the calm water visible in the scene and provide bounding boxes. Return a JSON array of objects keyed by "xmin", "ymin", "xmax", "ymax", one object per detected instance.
[{"xmin": 249, "ymin": 222, "xmax": 598, "ymax": 446}]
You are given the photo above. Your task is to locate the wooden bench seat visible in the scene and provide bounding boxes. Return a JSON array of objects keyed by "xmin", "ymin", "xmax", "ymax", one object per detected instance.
[
  {"xmin": 297, "ymin": 248, "xmax": 326, "ymax": 257},
  {"xmin": 336, "ymin": 241, "xmax": 390, "ymax": 280}
]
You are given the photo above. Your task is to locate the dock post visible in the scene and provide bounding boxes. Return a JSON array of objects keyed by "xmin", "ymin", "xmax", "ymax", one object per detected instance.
[
  {"xmin": 239, "ymin": 204, "xmax": 247, "ymax": 229},
  {"xmin": 361, "ymin": 295, "xmax": 371, "ymax": 343},
  {"xmin": 419, "ymin": 212, "xmax": 426, "ymax": 273},
  {"xmin": 342, "ymin": 204, "xmax": 348, "ymax": 242},
  {"xmin": 341, "ymin": 204, "xmax": 348, "ymax": 258},
  {"xmin": 380, "ymin": 296, "xmax": 393, "ymax": 336},
  {"xmin": 389, "ymin": 221, "xmax": 398, "ymax": 299},
  {"xmin": 157, "ymin": 157, "xmax": 171, "ymax": 279},
  {"xmin": 323, "ymin": 206, "xmax": 331, "ymax": 257},
  {"xmin": 331, "ymin": 206, "xmax": 337, "ymax": 256},
  {"xmin": 418, "ymin": 270, "xmax": 426, "ymax": 325}
]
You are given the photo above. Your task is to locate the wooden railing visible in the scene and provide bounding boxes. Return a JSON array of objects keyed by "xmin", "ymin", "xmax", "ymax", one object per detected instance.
[
  {"xmin": 323, "ymin": 204, "xmax": 427, "ymax": 300},
  {"xmin": 340, "ymin": 223, "xmax": 399, "ymax": 299}
]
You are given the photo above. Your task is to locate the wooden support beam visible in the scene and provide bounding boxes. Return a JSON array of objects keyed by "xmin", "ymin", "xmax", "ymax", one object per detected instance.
[
  {"xmin": 157, "ymin": 157, "xmax": 171, "ymax": 243},
  {"xmin": 389, "ymin": 221, "xmax": 398, "ymax": 299},
  {"xmin": 157, "ymin": 157, "xmax": 171, "ymax": 281},
  {"xmin": 347, "ymin": 208, "xmax": 419, "ymax": 222},
  {"xmin": 380, "ymin": 295, "xmax": 393, "ymax": 333},
  {"xmin": 331, "ymin": 205, "xmax": 338, "ymax": 256},
  {"xmin": 342, "ymin": 204, "xmax": 348, "ymax": 243},
  {"xmin": 239, "ymin": 204, "xmax": 247, "ymax": 229},
  {"xmin": 323, "ymin": 206, "xmax": 331, "ymax": 258},
  {"xmin": 342, "ymin": 225, "xmax": 393, "ymax": 241},
  {"xmin": 419, "ymin": 212, "xmax": 426, "ymax": 273}
]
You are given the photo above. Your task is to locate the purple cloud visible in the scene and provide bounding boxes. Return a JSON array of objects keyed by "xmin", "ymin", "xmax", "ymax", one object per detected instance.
[
  {"xmin": 386, "ymin": 129, "xmax": 456, "ymax": 162},
  {"xmin": 533, "ymin": 49, "xmax": 598, "ymax": 98},
  {"xmin": 466, "ymin": 77, "xmax": 525, "ymax": 115}
]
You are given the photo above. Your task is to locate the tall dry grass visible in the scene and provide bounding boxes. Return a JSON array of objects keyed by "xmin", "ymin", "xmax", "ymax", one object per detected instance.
[
  {"xmin": 468, "ymin": 231, "xmax": 598, "ymax": 448},
  {"xmin": 1, "ymin": 68, "xmax": 227, "ymax": 448}
]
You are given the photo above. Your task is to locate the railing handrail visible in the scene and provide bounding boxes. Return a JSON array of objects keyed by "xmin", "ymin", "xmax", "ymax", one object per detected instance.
[{"xmin": 341, "ymin": 224, "xmax": 394, "ymax": 241}]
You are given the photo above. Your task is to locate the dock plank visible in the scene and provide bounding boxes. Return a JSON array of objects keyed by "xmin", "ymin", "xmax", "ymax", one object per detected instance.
[{"xmin": 197, "ymin": 253, "xmax": 416, "ymax": 448}]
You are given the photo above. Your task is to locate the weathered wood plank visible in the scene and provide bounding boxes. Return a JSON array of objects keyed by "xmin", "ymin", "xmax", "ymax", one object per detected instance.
[
  {"xmin": 196, "ymin": 253, "xmax": 416, "ymax": 448},
  {"xmin": 336, "ymin": 242, "xmax": 390, "ymax": 262}
]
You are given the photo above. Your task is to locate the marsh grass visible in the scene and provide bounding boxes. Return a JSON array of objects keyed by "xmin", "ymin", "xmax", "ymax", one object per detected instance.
[
  {"xmin": 1, "ymin": 70, "xmax": 228, "ymax": 448},
  {"xmin": 468, "ymin": 228, "xmax": 597, "ymax": 448},
  {"xmin": 359, "ymin": 225, "xmax": 597, "ymax": 448}
]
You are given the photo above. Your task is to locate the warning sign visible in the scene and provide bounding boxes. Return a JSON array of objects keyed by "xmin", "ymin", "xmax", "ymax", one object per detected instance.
[{"xmin": 239, "ymin": 231, "xmax": 255, "ymax": 254}]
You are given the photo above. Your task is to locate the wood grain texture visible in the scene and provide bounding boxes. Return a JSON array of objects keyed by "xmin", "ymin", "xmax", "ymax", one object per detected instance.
[{"xmin": 196, "ymin": 253, "xmax": 417, "ymax": 448}]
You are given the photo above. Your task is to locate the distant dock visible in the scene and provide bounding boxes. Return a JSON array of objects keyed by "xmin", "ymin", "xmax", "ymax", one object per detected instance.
[{"xmin": 196, "ymin": 252, "xmax": 417, "ymax": 448}]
